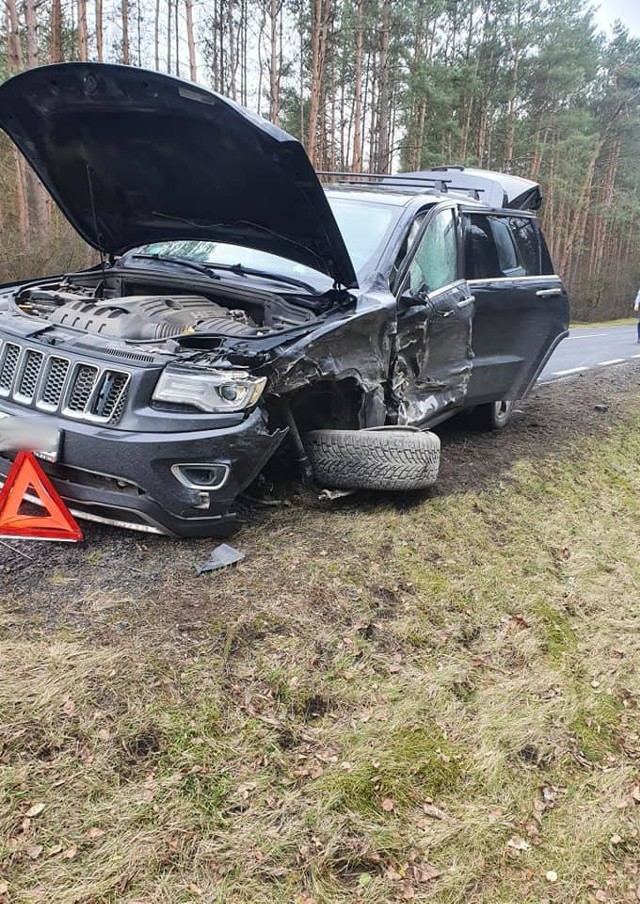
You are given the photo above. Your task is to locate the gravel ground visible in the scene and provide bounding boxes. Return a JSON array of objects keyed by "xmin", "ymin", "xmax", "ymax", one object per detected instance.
[{"xmin": 1, "ymin": 361, "xmax": 638, "ymax": 638}]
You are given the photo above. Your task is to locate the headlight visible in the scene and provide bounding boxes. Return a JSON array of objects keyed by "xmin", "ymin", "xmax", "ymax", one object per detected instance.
[{"xmin": 152, "ymin": 367, "xmax": 267, "ymax": 413}]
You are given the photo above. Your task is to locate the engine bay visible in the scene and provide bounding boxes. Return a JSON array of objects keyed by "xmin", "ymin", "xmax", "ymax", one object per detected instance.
[{"xmin": 4, "ymin": 273, "xmax": 317, "ymax": 345}]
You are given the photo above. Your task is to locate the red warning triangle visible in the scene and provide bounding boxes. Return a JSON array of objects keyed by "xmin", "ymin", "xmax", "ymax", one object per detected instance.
[{"xmin": 0, "ymin": 451, "xmax": 83, "ymax": 542}]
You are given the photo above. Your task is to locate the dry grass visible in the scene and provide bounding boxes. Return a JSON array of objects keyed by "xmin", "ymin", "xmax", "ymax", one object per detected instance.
[{"xmin": 2, "ymin": 406, "xmax": 640, "ymax": 903}]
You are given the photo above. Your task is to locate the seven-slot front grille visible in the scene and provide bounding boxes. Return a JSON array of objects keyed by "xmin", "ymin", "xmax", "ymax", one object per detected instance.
[{"xmin": 0, "ymin": 339, "xmax": 130, "ymax": 424}]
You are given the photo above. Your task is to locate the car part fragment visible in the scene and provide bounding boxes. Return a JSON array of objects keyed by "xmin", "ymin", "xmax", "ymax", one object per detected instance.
[{"xmin": 195, "ymin": 542, "xmax": 245, "ymax": 575}]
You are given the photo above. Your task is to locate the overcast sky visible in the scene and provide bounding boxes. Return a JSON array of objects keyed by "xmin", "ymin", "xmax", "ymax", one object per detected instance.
[{"xmin": 595, "ymin": 0, "xmax": 640, "ymax": 34}]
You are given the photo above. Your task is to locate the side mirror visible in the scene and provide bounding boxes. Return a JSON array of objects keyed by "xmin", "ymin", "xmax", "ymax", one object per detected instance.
[{"xmin": 399, "ymin": 284, "xmax": 430, "ymax": 311}]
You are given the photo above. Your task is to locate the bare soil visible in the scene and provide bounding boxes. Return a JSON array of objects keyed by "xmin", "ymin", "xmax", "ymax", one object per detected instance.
[{"xmin": 1, "ymin": 361, "xmax": 638, "ymax": 640}]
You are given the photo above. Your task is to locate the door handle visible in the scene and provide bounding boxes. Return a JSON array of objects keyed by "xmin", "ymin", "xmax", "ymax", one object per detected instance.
[
  {"xmin": 536, "ymin": 288, "xmax": 563, "ymax": 297},
  {"xmin": 456, "ymin": 296, "xmax": 475, "ymax": 309}
]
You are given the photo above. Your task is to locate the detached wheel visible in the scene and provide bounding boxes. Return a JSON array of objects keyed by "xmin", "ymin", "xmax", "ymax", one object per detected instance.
[
  {"xmin": 469, "ymin": 399, "xmax": 515, "ymax": 430},
  {"xmin": 304, "ymin": 428, "xmax": 441, "ymax": 491}
]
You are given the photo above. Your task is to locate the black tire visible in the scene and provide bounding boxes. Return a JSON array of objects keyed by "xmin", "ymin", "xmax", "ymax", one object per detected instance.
[
  {"xmin": 469, "ymin": 399, "xmax": 515, "ymax": 431},
  {"xmin": 304, "ymin": 428, "xmax": 441, "ymax": 491}
]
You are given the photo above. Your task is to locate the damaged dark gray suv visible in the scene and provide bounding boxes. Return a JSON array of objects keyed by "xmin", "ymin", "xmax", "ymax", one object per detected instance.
[{"xmin": 0, "ymin": 64, "xmax": 569, "ymax": 537}]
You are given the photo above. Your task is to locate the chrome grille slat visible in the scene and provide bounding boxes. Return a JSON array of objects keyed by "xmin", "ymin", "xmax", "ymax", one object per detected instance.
[
  {"xmin": 15, "ymin": 349, "xmax": 45, "ymax": 403},
  {"xmin": 65, "ymin": 363, "xmax": 99, "ymax": 414},
  {"xmin": 0, "ymin": 342, "xmax": 21, "ymax": 395},
  {"xmin": 38, "ymin": 357, "xmax": 70, "ymax": 410},
  {"xmin": 0, "ymin": 340, "xmax": 129, "ymax": 424}
]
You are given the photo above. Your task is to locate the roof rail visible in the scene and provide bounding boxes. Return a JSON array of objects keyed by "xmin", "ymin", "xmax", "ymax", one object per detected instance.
[{"xmin": 316, "ymin": 170, "xmax": 485, "ymax": 199}]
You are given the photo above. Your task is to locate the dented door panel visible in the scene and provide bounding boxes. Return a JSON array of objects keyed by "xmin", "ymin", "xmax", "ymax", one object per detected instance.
[{"xmin": 392, "ymin": 281, "xmax": 474, "ymax": 426}]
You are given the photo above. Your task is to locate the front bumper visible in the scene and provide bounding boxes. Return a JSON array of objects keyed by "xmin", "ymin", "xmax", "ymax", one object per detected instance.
[{"xmin": 0, "ymin": 405, "xmax": 287, "ymax": 537}]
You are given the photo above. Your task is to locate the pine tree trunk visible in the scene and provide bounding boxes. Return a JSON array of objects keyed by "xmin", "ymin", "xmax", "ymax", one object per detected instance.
[
  {"xmin": 504, "ymin": 0, "xmax": 522, "ymax": 169},
  {"xmin": 175, "ymin": 0, "xmax": 180, "ymax": 74},
  {"xmin": 269, "ymin": 0, "xmax": 281, "ymax": 124},
  {"xmin": 166, "ymin": 0, "xmax": 172, "ymax": 71},
  {"xmin": 77, "ymin": 0, "xmax": 89, "ymax": 60},
  {"xmin": 24, "ymin": 0, "xmax": 51, "ymax": 242},
  {"xmin": 351, "ymin": 0, "xmax": 364, "ymax": 171},
  {"xmin": 307, "ymin": 0, "xmax": 323, "ymax": 165},
  {"xmin": 95, "ymin": 0, "xmax": 104, "ymax": 61},
  {"xmin": 185, "ymin": 0, "xmax": 197, "ymax": 80},
  {"xmin": 122, "ymin": 0, "xmax": 130, "ymax": 64},
  {"xmin": 376, "ymin": 0, "xmax": 391, "ymax": 173},
  {"xmin": 6, "ymin": 0, "xmax": 22, "ymax": 70},
  {"xmin": 51, "ymin": 0, "xmax": 63, "ymax": 62}
]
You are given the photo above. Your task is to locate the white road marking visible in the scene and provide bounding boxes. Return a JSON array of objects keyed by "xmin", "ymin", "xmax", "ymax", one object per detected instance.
[
  {"xmin": 551, "ymin": 366, "xmax": 589, "ymax": 376},
  {"xmin": 567, "ymin": 332, "xmax": 608, "ymax": 340},
  {"xmin": 632, "ymin": 353, "xmax": 640, "ymax": 359},
  {"xmin": 596, "ymin": 358, "xmax": 625, "ymax": 366}
]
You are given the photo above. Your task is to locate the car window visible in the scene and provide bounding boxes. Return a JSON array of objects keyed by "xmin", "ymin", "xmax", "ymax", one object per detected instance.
[
  {"xmin": 328, "ymin": 198, "xmax": 397, "ymax": 274},
  {"xmin": 464, "ymin": 214, "xmax": 534, "ymax": 279},
  {"xmin": 508, "ymin": 217, "xmax": 541, "ymax": 275},
  {"xmin": 390, "ymin": 211, "xmax": 428, "ymax": 288},
  {"xmin": 490, "ymin": 217, "xmax": 522, "ymax": 275},
  {"xmin": 464, "ymin": 215, "xmax": 499, "ymax": 279},
  {"xmin": 408, "ymin": 208, "xmax": 458, "ymax": 295}
]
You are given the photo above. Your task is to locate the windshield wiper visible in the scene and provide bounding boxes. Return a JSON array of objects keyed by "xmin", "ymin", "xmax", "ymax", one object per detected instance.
[
  {"xmin": 130, "ymin": 253, "xmax": 221, "ymax": 280},
  {"xmin": 194, "ymin": 262, "xmax": 320, "ymax": 296},
  {"xmin": 130, "ymin": 253, "xmax": 319, "ymax": 296}
]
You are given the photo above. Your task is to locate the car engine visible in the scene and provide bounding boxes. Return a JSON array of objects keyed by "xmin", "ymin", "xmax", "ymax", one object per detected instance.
[{"xmin": 9, "ymin": 287, "xmax": 263, "ymax": 341}]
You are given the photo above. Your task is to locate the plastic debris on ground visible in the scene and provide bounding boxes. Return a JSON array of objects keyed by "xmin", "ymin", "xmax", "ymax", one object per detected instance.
[{"xmin": 196, "ymin": 542, "xmax": 245, "ymax": 575}]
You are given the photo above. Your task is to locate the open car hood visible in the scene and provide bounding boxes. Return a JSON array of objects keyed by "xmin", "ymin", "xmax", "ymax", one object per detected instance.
[
  {"xmin": 385, "ymin": 167, "xmax": 543, "ymax": 210},
  {"xmin": 0, "ymin": 63, "xmax": 358, "ymax": 288}
]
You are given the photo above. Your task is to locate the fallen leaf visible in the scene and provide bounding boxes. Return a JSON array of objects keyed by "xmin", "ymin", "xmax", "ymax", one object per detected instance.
[
  {"xmin": 47, "ymin": 845, "xmax": 63, "ymax": 856},
  {"xmin": 187, "ymin": 884, "xmax": 202, "ymax": 895},
  {"xmin": 25, "ymin": 802, "xmax": 45, "ymax": 818},
  {"xmin": 609, "ymin": 834, "xmax": 623, "ymax": 845},
  {"xmin": 86, "ymin": 827, "xmax": 105, "ymax": 840},
  {"xmin": 0, "ymin": 882, "xmax": 7, "ymax": 895},
  {"xmin": 386, "ymin": 867, "xmax": 403, "ymax": 881},
  {"xmin": 27, "ymin": 845, "xmax": 43, "ymax": 860},
  {"xmin": 61, "ymin": 847, "xmax": 77, "ymax": 860},
  {"xmin": 546, "ymin": 870, "xmax": 558, "ymax": 882},
  {"xmin": 410, "ymin": 862, "xmax": 442, "ymax": 883},
  {"xmin": 381, "ymin": 797, "xmax": 395, "ymax": 812},
  {"xmin": 401, "ymin": 884, "xmax": 415, "ymax": 900},
  {"xmin": 63, "ymin": 699, "xmax": 76, "ymax": 716},
  {"xmin": 357, "ymin": 873, "xmax": 371, "ymax": 886},
  {"xmin": 594, "ymin": 892, "xmax": 607, "ymax": 902}
]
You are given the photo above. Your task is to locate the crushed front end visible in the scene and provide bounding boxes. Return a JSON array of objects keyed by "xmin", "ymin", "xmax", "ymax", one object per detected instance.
[{"xmin": 0, "ymin": 281, "xmax": 294, "ymax": 536}]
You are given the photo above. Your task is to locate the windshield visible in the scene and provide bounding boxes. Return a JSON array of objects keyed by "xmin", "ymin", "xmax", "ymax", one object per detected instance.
[{"xmin": 129, "ymin": 197, "xmax": 398, "ymax": 290}]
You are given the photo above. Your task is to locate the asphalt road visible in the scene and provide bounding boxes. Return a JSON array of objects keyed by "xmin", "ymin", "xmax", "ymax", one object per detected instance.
[{"xmin": 539, "ymin": 322, "xmax": 640, "ymax": 383}]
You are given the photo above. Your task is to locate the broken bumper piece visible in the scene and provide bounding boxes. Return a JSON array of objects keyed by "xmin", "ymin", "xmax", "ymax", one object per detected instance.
[{"xmin": 0, "ymin": 407, "xmax": 287, "ymax": 538}]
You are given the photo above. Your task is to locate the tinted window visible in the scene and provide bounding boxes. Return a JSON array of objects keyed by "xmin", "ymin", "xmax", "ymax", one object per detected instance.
[
  {"xmin": 465, "ymin": 214, "xmax": 536, "ymax": 279},
  {"xmin": 508, "ymin": 217, "xmax": 541, "ymax": 275},
  {"xmin": 409, "ymin": 209, "xmax": 458, "ymax": 294},
  {"xmin": 491, "ymin": 218, "xmax": 522, "ymax": 274},
  {"xmin": 465, "ymin": 215, "xmax": 499, "ymax": 279}
]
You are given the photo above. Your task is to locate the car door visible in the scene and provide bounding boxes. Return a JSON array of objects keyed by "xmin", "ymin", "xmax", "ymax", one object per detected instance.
[
  {"xmin": 463, "ymin": 211, "xmax": 569, "ymax": 405},
  {"xmin": 391, "ymin": 205, "xmax": 475, "ymax": 427}
]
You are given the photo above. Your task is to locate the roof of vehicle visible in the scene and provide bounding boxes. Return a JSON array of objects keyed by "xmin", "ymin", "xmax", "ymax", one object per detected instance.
[
  {"xmin": 324, "ymin": 184, "xmax": 445, "ymax": 207},
  {"xmin": 319, "ymin": 167, "xmax": 542, "ymax": 213}
]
